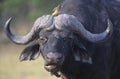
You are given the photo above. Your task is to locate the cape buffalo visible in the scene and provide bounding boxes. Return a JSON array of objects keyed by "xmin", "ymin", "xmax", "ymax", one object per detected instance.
[{"xmin": 4, "ymin": 0, "xmax": 120, "ymax": 79}]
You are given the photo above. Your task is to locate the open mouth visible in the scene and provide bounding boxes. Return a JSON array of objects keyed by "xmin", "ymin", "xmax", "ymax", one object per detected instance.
[
  {"xmin": 44, "ymin": 63, "xmax": 59, "ymax": 71},
  {"xmin": 45, "ymin": 64, "xmax": 57, "ymax": 72},
  {"xmin": 44, "ymin": 63, "xmax": 61, "ymax": 77}
]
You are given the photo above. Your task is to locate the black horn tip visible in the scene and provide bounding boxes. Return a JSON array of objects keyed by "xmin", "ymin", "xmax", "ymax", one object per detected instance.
[
  {"xmin": 5, "ymin": 17, "xmax": 13, "ymax": 28},
  {"xmin": 7, "ymin": 17, "xmax": 13, "ymax": 23}
]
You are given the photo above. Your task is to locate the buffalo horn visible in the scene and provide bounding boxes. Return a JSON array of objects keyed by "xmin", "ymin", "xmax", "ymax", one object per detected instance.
[
  {"xmin": 55, "ymin": 14, "xmax": 113, "ymax": 43},
  {"xmin": 4, "ymin": 15, "xmax": 53, "ymax": 45}
]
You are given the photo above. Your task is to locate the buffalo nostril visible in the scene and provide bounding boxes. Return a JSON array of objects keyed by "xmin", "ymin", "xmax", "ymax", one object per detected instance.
[
  {"xmin": 57, "ymin": 53, "xmax": 62, "ymax": 60},
  {"xmin": 46, "ymin": 52, "xmax": 63, "ymax": 60},
  {"xmin": 46, "ymin": 52, "xmax": 54, "ymax": 60}
]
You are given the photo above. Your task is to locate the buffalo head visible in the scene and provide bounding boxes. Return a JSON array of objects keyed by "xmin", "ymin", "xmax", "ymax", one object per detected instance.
[{"xmin": 4, "ymin": 14, "xmax": 113, "ymax": 77}]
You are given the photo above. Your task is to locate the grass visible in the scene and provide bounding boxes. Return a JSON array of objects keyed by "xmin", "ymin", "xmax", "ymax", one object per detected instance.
[{"xmin": 0, "ymin": 43, "xmax": 59, "ymax": 79}]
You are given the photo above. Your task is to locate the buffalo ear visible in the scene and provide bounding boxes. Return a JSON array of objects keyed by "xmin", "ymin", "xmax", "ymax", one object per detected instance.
[
  {"xmin": 73, "ymin": 39, "xmax": 92, "ymax": 64},
  {"xmin": 19, "ymin": 44, "xmax": 40, "ymax": 61}
]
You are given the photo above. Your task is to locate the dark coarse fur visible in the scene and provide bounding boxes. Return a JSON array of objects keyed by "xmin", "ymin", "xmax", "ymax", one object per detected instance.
[
  {"xmin": 58, "ymin": 0, "xmax": 120, "ymax": 79},
  {"xmin": 4, "ymin": 0, "xmax": 120, "ymax": 79}
]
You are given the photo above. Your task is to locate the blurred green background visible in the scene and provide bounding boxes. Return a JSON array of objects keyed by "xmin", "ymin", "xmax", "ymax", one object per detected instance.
[{"xmin": 0, "ymin": 0, "xmax": 63, "ymax": 79}]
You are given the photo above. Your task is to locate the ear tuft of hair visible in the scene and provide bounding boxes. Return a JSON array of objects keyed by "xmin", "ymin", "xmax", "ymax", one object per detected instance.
[{"xmin": 19, "ymin": 44, "xmax": 40, "ymax": 61}]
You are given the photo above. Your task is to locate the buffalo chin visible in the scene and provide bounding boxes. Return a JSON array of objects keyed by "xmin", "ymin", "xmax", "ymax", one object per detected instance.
[{"xmin": 44, "ymin": 64, "xmax": 61, "ymax": 77}]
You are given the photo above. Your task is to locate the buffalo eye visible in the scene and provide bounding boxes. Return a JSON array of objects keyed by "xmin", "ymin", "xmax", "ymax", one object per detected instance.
[{"xmin": 40, "ymin": 37, "xmax": 47, "ymax": 44}]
